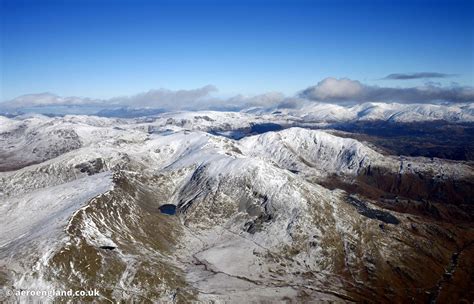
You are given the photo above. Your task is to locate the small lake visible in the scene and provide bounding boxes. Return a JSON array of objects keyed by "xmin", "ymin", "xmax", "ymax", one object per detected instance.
[
  {"xmin": 159, "ymin": 204, "xmax": 177, "ymax": 215},
  {"xmin": 250, "ymin": 123, "xmax": 283, "ymax": 134},
  {"xmin": 210, "ymin": 123, "xmax": 284, "ymax": 140}
]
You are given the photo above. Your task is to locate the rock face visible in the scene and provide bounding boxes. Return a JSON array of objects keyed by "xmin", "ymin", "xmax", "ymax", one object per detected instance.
[{"xmin": 0, "ymin": 114, "xmax": 473, "ymax": 303}]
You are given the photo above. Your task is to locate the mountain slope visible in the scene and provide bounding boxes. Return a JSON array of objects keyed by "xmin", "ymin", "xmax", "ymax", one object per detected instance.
[{"xmin": 240, "ymin": 127, "xmax": 383, "ymax": 176}]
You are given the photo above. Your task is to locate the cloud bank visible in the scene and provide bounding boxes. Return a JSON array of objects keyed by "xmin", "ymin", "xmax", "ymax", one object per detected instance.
[
  {"xmin": 382, "ymin": 72, "xmax": 455, "ymax": 80},
  {"xmin": 108, "ymin": 85, "xmax": 218, "ymax": 109},
  {"xmin": 0, "ymin": 86, "xmax": 219, "ymax": 111},
  {"xmin": 0, "ymin": 93, "xmax": 103, "ymax": 109},
  {"xmin": 1, "ymin": 78, "xmax": 473, "ymax": 116},
  {"xmin": 300, "ymin": 77, "xmax": 474, "ymax": 104}
]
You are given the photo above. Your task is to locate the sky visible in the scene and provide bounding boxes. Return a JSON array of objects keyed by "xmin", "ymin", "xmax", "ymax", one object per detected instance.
[{"xmin": 1, "ymin": 0, "xmax": 473, "ymax": 106}]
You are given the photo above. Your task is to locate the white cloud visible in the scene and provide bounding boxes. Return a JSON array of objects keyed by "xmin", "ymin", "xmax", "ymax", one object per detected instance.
[
  {"xmin": 0, "ymin": 86, "xmax": 219, "ymax": 111},
  {"xmin": 0, "ymin": 93, "xmax": 102, "ymax": 108},
  {"xmin": 302, "ymin": 78, "xmax": 364, "ymax": 101},
  {"xmin": 109, "ymin": 85, "xmax": 218, "ymax": 109},
  {"xmin": 301, "ymin": 77, "xmax": 474, "ymax": 104}
]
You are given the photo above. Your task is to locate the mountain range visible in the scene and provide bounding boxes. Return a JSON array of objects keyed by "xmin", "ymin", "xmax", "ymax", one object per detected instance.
[{"xmin": 1, "ymin": 112, "xmax": 473, "ymax": 303}]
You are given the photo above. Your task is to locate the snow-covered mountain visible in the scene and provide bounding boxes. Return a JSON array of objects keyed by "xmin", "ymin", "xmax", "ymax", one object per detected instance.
[
  {"xmin": 267, "ymin": 102, "xmax": 474, "ymax": 123},
  {"xmin": 240, "ymin": 128, "xmax": 383, "ymax": 176},
  {"xmin": 0, "ymin": 113, "xmax": 473, "ymax": 303}
]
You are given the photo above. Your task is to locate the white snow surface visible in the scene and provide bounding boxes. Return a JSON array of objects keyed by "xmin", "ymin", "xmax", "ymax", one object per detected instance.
[
  {"xmin": 0, "ymin": 172, "xmax": 112, "ymax": 254},
  {"xmin": 283, "ymin": 102, "xmax": 474, "ymax": 122},
  {"xmin": 240, "ymin": 127, "xmax": 383, "ymax": 176}
]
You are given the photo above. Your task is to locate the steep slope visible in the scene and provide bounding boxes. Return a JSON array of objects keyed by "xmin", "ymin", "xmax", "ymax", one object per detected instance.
[{"xmin": 240, "ymin": 128, "xmax": 383, "ymax": 176}]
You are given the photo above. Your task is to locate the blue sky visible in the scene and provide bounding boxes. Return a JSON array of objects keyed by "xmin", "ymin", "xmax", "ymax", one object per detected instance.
[{"xmin": 1, "ymin": 0, "xmax": 473, "ymax": 101}]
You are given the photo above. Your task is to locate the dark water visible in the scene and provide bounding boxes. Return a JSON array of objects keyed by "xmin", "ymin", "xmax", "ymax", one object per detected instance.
[
  {"xmin": 250, "ymin": 123, "xmax": 283, "ymax": 133},
  {"xmin": 99, "ymin": 246, "xmax": 116, "ymax": 250},
  {"xmin": 211, "ymin": 123, "xmax": 284, "ymax": 140},
  {"xmin": 159, "ymin": 204, "xmax": 177, "ymax": 215}
]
